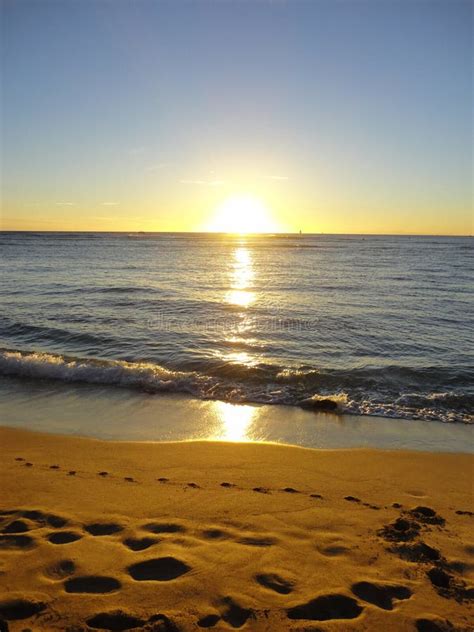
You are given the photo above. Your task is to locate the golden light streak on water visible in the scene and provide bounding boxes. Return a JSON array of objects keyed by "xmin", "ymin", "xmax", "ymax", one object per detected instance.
[
  {"xmin": 212, "ymin": 401, "xmax": 257, "ymax": 441},
  {"xmin": 225, "ymin": 246, "xmax": 255, "ymax": 307}
]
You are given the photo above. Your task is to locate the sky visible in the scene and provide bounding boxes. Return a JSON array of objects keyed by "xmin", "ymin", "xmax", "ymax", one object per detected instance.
[{"xmin": 1, "ymin": 0, "xmax": 472, "ymax": 234}]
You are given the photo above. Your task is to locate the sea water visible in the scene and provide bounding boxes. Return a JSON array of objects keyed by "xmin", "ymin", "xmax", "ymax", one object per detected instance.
[{"xmin": 0, "ymin": 232, "xmax": 472, "ymax": 436}]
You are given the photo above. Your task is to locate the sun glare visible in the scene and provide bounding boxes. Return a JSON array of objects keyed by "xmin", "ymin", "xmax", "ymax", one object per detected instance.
[
  {"xmin": 207, "ymin": 195, "xmax": 279, "ymax": 234},
  {"xmin": 212, "ymin": 401, "xmax": 256, "ymax": 441}
]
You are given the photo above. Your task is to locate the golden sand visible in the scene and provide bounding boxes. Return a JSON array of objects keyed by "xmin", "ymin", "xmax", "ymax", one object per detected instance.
[{"xmin": 0, "ymin": 426, "xmax": 472, "ymax": 631}]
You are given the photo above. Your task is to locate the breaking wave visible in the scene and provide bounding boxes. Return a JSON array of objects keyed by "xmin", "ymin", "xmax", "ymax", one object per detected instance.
[{"xmin": 0, "ymin": 347, "xmax": 472, "ymax": 424}]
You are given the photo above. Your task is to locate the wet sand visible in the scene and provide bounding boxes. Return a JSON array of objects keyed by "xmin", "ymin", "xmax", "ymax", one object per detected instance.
[
  {"xmin": 1, "ymin": 381, "xmax": 473, "ymax": 452},
  {"xmin": 0, "ymin": 426, "xmax": 473, "ymax": 631}
]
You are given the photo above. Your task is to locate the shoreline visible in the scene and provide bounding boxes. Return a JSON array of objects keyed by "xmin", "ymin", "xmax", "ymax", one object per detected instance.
[
  {"xmin": 1, "ymin": 421, "xmax": 473, "ymax": 456},
  {"xmin": 1, "ymin": 426, "xmax": 473, "ymax": 630},
  {"xmin": 1, "ymin": 382, "xmax": 472, "ymax": 453}
]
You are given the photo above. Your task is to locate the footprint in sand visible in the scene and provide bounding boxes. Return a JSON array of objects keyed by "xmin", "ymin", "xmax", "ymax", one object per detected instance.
[
  {"xmin": 220, "ymin": 482, "xmax": 235, "ymax": 488},
  {"xmin": 147, "ymin": 613, "xmax": 180, "ymax": 631},
  {"xmin": 447, "ymin": 559, "xmax": 474, "ymax": 575},
  {"xmin": 49, "ymin": 465, "xmax": 60, "ymax": 470},
  {"xmin": 0, "ymin": 598, "xmax": 46, "ymax": 621},
  {"xmin": 21, "ymin": 509, "xmax": 68, "ymax": 528},
  {"xmin": 198, "ymin": 613, "xmax": 221, "ymax": 628},
  {"xmin": 48, "ymin": 515, "xmax": 68, "ymax": 528},
  {"xmin": 197, "ymin": 599, "xmax": 253, "ymax": 629},
  {"xmin": 287, "ymin": 594, "xmax": 363, "ymax": 621},
  {"xmin": 282, "ymin": 487, "xmax": 300, "ymax": 494},
  {"xmin": 1, "ymin": 519, "xmax": 30, "ymax": 534},
  {"xmin": 253, "ymin": 487, "xmax": 270, "ymax": 494},
  {"xmin": 201, "ymin": 528, "xmax": 232, "ymax": 541},
  {"xmin": 123, "ymin": 536, "xmax": 158, "ymax": 551},
  {"xmin": 87, "ymin": 611, "xmax": 179, "ymax": 631},
  {"xmin": 86, "ymin": 611, "xmax": 146, "ymax": 630},
  {"xmin": 351, "ymin": 581, "xmax": 412, "ymax": 610},
  {"xmin": 378, "ymin": 517, "xmax": 421, "ymax": 542},
  {"xmin": 318, "ymin": 544, "xmax": 351, "ymax": 557},
  {"xmin": 157, "ymin": 477, "xmax": 169, "ymax": 483},
  {"xmin": 19, "ymin": 510, "xmax": 42, "ymax": 521},
  {"xmin": 415, "ymin": 617, "xmax": 461, "ymax": 631},
  {"xmin": 0, "ymin": 534, "xmax": 36, "ymax": 550},
  {"xmin": 84, "ymin": 522, "xmax": 123, "ymax": 536},
  {"xmin": 127, "ymin": 557, "xmax": 191, "ymax": 581},
  {"xmin": 395, "ymin": 541, "xmax": 441, "ymax": 563},
  {"xmin": 65, "ymin": 576, "xmax": 121, "ymax": 594},
  {"xmin": 218, "ymin": 597, "xmax": 253, "ymax": 628},
  {"xmin": 428, "ymin": 567, "xmax": 453, "ymax": 589},
  {"xmin": 143, "ymin": 522, "xmax": 185, "ymax": 534},
  {"xmin": 14, "ymin": 457, "xmax": 24, "ymax": 462},
  {"xmin": 255, "ymin": 572, "xmax": 294, "ymax": 594},
  {"xmin": 408, "ymin": 506, "xmax": 445, "ymax": 526},
  {"xmin": 47, "ymin": 531, "xmax": 82, "ymax": 544},
  {"xmin": 44, "ymin": 559, "xmax": 76, "ymax": 580},
  {"xmin": 236, "ymin": 535, "xmax": 276, "ymax": 547},
  {"xmin": 426, "ymin": 567, "xmax": 471, "ymax": 601}
]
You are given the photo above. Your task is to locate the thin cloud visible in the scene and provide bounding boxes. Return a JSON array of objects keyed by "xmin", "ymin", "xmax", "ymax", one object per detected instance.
[
  {"xmin": 101, "ymin": 201, "xmax": 119, "ymax": 206},
  {"xmin": 129, "ymin": 146, "xmax": 146, "ymax": 156},
  {"xmin": 55, "ymin": 201, "xmax": 75, "ymax": 206},
  {"xmin": 146, "ymin": 162, "xmax": 168, "ymax": 172},
  {"xmin": 180, "ymin": 179, "xmax": 225, "ymax": 187},
  {"xmin": 263, "ymin": 175, "xmax": 289, "ymax": 181}
]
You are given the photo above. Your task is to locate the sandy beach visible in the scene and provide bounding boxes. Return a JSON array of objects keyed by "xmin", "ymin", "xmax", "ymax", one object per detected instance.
[
  {"xmin": 2, "ymin": 0, "xmax": 473, "ymax": 630},
  {"xmin": 0, "ymin": 426, "xmax": 472, "ymax": 631}
]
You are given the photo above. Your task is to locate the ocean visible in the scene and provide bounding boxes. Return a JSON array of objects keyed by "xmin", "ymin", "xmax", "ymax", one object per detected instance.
[{"xmin": 1, "ymin": 231, "xmax": 472, "ymax": 434}]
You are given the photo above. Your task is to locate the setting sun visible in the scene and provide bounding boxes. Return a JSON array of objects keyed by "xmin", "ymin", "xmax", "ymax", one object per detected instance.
[{"xmin": 206, "ymin": 195, "xmax": 280, "ymax": 234}]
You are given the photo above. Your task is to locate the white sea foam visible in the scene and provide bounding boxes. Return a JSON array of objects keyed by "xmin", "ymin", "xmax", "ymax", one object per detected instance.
[
  {"xmin": 0, "ymin": 348, "xmax": 197, "ymax": 393},
  {"xmin": 0, "ymin": 348, "xmax": 472, "ymax": 424}
]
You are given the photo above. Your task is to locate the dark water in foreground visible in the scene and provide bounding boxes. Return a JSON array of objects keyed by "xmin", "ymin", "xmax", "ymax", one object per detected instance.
[{"xmin": 0, "ymin": 232, "xmax": 472, "ymax": 424}]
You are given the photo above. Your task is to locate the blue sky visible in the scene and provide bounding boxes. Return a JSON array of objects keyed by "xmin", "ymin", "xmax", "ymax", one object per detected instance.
[{"xmin": 1, "ymin": 0, "xmax": 472, "ymax": 233}]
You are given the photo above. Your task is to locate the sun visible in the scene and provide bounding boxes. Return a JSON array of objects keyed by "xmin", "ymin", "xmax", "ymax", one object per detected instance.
[{"xmin": 206, "ymin": 195, "xmax": 279, "ymax": 234}]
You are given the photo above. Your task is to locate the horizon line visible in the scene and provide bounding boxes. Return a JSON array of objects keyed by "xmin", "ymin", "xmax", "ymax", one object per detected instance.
[{"xmin": 0, "ymin": 230, "xmax": 472, "ymax": 238}]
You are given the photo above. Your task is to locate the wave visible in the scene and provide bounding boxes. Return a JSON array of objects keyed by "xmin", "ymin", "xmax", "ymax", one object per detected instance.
[
  {"xmin": 0, "ymin": 348, "xmax": 203, "ymax": 395},
  {"xmin": 0, "ymin": 347, "xmax": 472, "ymax": 424},
  {"xmin": 0, "ymin": 320, "xmax": 119, "ymax": 348}
]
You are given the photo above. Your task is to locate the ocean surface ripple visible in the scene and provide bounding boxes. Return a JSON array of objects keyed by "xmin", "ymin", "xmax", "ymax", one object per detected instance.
[{"xmin": 1, "ymin": 232, "xmax": 472, "ymax": 424}]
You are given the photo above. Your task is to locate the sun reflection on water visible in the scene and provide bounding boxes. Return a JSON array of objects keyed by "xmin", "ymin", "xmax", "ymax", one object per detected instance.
[
  {"xmin": 218, "ymin": 242, "xmax": 259, "ymax": 377},
  {"xmin": 225, "ymin": 351, "xmax": 256, "ymax": 366},
  {"xmin": 226, "ymin": 246, "xmax": 255, "ymax": 307},
  {"xmin": 212, "ymin": 400, "xmax": 257, "ymax": 441}
]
